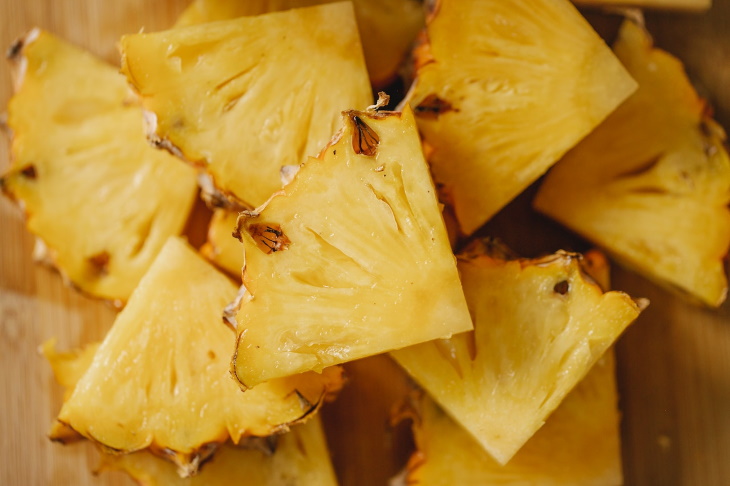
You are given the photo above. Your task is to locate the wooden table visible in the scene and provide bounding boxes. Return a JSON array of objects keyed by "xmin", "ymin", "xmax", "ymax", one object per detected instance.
[{"xmin": 1, "ymin": 1, "xmax": 729, "ymax": 484}]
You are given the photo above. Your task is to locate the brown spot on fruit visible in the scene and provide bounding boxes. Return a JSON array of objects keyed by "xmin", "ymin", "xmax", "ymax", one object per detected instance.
[
  {"xmin": 248, "ymin": 223, "xmax": 290, "ymax": 254},
  {"xmin": 553, "ymin": 280, "xmax": 569, "ymax": 295},
  {"xmin": 414, "ymin": 94, "xmax": 454, "ymax": 119},
  {"xmin": 88, "ymin": 251, "xmax": 110, "ymax": 276},
  {"xmin": 348, "ymin": 114, "xmax": 380, "ymax": 156},
  {"xmin": 20, "ymin": 165, "xmax": 37, "ymax": 179}
]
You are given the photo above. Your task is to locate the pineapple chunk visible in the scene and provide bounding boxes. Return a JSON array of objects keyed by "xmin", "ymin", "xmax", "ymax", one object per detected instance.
[
  {"xmin": 406, "ymin": 350, "xmax": 622, "ymax": 485},
  {"xmin": 175, "ymin": 0, "xmax": 425, "ymax": 87},
  {"xmin": 232, "ymin": 103, "xmax": 473, "ymax": 388},
  {"xmin": 120, "ymin": 2, "xmax": 372, "ymax": 209},
  {"xmin": 1, "ymin": 29, "xmax": 198, "ymax": 303},
  {"xmin": 200, "ymin": 209, "xmax": 244, "ymax": 278},
  {"xmin": 575, "ymin": 0, "xmax": 710, "ymax": 11},
  {"xmin": 534, "ymin": 20, "xmax": 730, "ymax": 308},
  {"xmin": 98, "ymin": 418, "xmax": 338, "ymax": 486},
  {"xmin": 407, "ymin": 0, "xmax": 637, "ymax": 235},
  {"xmin": 391, "ymin": 241, "xmax": 644, "ymax": 464},
  {"xmin": 54, "ymin": 237, "xmax": 343, "ymax": 476}
]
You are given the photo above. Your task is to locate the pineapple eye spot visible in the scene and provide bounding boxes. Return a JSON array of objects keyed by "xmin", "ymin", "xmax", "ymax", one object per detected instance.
[
  {"xmin": 87, "ymin": 251, "xmax": 111, "ymax": 276},
  {"xmin": 247, "ymin": 223, "xmax": 290, "ymax": 254},
  {"xmin": 553, "ymin": 280, "xmax": 569, "ymax": 295},
  {"xmin": 414, "ymin": 94, "xmax": 455, "ymax": 119},
  {"xmin": 20, "ymin": 164, "xmax": 37, "ymax": 179},
  {"xmin": 207, "ymin": 350, "xmax": 216, "ymax": 360},
  {"xmin": 348, "ymin": 114, "xmax": 380, "ymax": 156}
]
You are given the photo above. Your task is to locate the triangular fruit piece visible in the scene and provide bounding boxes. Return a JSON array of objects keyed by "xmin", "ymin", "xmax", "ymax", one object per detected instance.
[
  {"xmin": 201, "ymin": 209, "xmax": 244, "ymax": 279},
  {"xmin": 534, "ymin": 19, "xmax": 730, "ymax": 308},
  {"xmin": 231, "ymin": 102, "xmax": 473, "ymax": 388},
  {"xmin": 391, "ymin": 240, "xmax": 645, "ymax": 464},
  {"xmin": 120, "ymin": 2, "xmax": 372, "ymax": 209},
  {"xmin": 1, "ymin": 29, "xmax": 198, "ymax": 303},
  {"xmin": 174, "ymin": 0, "xmax": 425, "ymax": 88},
  {"xmin": 406, "ymin": 0, "xmax": 637, "ymax": 235},
  {"xmin": 98, "ymin": 417, "xmax": 338, "ymax": 486},
  {"xmin": 54, "ymin": 237, "xmax": 343, "ymax": 476},
  {"xmin": 405, "ymin": 350, "xmax": 622, "ymax": 485}
]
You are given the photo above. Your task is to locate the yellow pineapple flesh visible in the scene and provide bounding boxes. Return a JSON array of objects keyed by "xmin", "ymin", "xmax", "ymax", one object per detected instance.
[
  {"xmin": 406, "ymin": 350, "xmax": 622, "ymax": 485},
  {"xmin": 1, "ymin": 29, "xmax": 198, "ymax": 303},
  {"xmin": 575, "ymin": 0, "xmax": 710, "ymax": 11},
  {"xmin": 174, "ymin": 0, "xmax": 425, "ymax": 87},
  {"xmin": 232, "ymin": 102, "xmax": 473, "ymax": 389},
  {"xmin": 391, "ymin": 241, "xmax": 644, "ymax": 464},
  {"xmin": 407, "ymin": 0, "xmax": 637, "ymax": 235},
  {"xmin": 534, "ymin": 20, "xmax": 730, "ymax": 308},
  {"xmin": 120, "ymin": 2, "xmax": 372, "ymax": 209},
  {"xmin": 98, "ymin": 417, "xmax": 338, "ymax": 486},
  {"xmin": 200, "ymin": 209, "xmax": 244, "ymax": 279},
  {"xmin": 54, "ymin": 237, "xmax": 343, "ymax": 476}
]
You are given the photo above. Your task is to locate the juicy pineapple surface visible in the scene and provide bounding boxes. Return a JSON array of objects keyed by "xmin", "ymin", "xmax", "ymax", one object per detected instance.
[
  {"xmin": 201, "ymin": 209, "xmax": 245, "ymax": 278},
  {"xmin": 55, "ymin": 237, "xmax": 343, "ymax": 476},
  {"xmin": 1, "ymin": 29, "xmax": 198, "ymax": 303},
  {"xmin": 98, "ymin": 417, "xmax": 338, "ymax": 486},
  {"xmin": 121, "ymin": 2, "xmax": 372, "ymax": 209},
  {"xmin": 407, "ymin": 0, "xmax": 637, "ymax": 235},
  {"xmin": 407, "ymin": 351, "xmax": 623, "ymax": 485},
  {"xmin": 175, "ymin": 0, "xmax": 424, "ymax": 87},
  {"xmin": 392, "ymin": 242, "xmax": 644, "ymax": 464},
  {"xmin": 232, "ymin": 105, "xmax": 472, "ymax": 388},
  {"xmin": 534, "ymin": 20, "xmax": 730, "ymax": 308}
]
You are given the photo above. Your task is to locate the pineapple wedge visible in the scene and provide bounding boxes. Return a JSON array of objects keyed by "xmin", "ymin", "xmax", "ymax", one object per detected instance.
[
  {"xmin": 406, "ymin": 350, "xmax": 622, "ymax": 485},
  {"xmin": 407, "ymin": 0, "xmax": 637, "ymax": 235},
  {"xmin": 98, "ymin": 418, "xmax": 338, "ymax": 486},
  {"xmin": 1, "ymin": 29, "xmax": 198, "ymax": 303},
  {"xmin": 201, "ymin": 209, "xmax": 245, "ymax": 278},
  {"xmin": 232, "ymin": 102, "xmax": 472, "ymax": 389},
  {"xmin": 54, "ymin": 237, "xmax": 343, "ymax": 476},
  {"xmin": 175, "ymin": 0, "xmax": 425, "ymax": 87},
  {"xmin": 120, "ymin": 2, "xmax": 372, "ymax": 209},
  {"xmin": 534, "ymin": 20, "xmax": 730, "ymax": 308},
  {"xmin": 391, "ymin": 241, "xmax": 645, "ymax": 464}
]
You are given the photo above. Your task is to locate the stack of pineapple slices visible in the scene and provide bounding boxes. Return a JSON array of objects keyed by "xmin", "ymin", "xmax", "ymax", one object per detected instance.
[{"xmin": 2, "ymin": 0, "xmax": 728, "ymax": 483}]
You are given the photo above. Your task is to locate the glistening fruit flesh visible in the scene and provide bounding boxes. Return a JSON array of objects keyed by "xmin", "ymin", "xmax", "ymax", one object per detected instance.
[
  {"xmin": 1, "ymin": 29, "xmax": 198, "ymax": 303},
  {"xmin": 232, "ymin": 103, "xmax": 472, "ymax": 388}
]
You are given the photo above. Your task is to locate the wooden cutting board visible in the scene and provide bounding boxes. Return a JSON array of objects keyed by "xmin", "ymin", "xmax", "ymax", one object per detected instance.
[{"xmin": 1, "ymin": 1, "xmax": 729, "ymax": 485}]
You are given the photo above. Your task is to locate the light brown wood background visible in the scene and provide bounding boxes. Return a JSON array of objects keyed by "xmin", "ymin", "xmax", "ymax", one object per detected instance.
[{"xmin": 1, "ymin": 1, "xmax": 729, "ymax": 485}]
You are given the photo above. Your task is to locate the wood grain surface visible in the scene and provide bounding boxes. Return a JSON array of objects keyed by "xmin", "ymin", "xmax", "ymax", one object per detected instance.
[{"xmin": 1, "ymin": 1, "xmax": 729, "ymax": 485}]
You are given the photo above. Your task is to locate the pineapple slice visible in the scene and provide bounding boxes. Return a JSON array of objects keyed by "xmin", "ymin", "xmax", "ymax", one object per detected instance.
[
  {"xmin": 391, "ymin": 241, "xmax": 644, "ymax": 464},
  {"xmin": 98, "ymin": 418, "xmax": 338, "ymax": 486},
  {"xmin": 200, "ymin": 209, "xmax": 244, "ymax": 278},
  {"xmin": 533, "ymin": 20, "xmax": 730, "ymax": 308},
  {"xmin": 0, "ymin": 29, "xmax": 198, "ymax": 303},
  {"xmin": 575, "ymin": 0, "xmax": 710, "ymax": 11},
  {"xmin": 54, "ymin": 237, "xmax": 343, "ymax": 476},
  {"xmin": 120, "ymin": 2, "xmax": 372, "ymax": 209},
  {"xmin": 231, "ymin": 102, "xmax": 473, "ymax": 389},
  {"xmin": 174, "ymin": 0, "xmax": 425, "ymax": 87},
  {"xmin": 406, "ymin": 350, "xmax": 622, "ymax": 485},
  {"xmin": 406, "ymin": 0, "xmax": 637, "ymax": 235}
]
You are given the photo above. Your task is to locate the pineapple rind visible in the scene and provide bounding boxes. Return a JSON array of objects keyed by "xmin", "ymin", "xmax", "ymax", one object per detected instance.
[
  {"xmin": 407, "ymin": 350, "xmax": 622, "ymax": 485},
  {"xmin": 534, "ymin": 20, "xmax": 730, "ymax": 307},
  {"xmin": 97, "ymin": 417, "xmax": 338, "ymax": 486},
  {"xmin": 121, "ymin": 2, "xmax": 372, "ymax": 209},
  {"xmin": 232, "ymin": 106, "xmax": 473, "ymax": 388},
  {"xmin": 1, "ymin": 30, "xmax": 198, "ymax": 303},
  {"xmin": 392, "ymin": 249, "xmax": 642, "ymax": 464},
  {"xmin": 55, "ymin": 237, "xmax": 343, "ymax": 474},
  {"xmin": 408, "ymin": 0, "xmax": 637, "ymax": 235}
]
